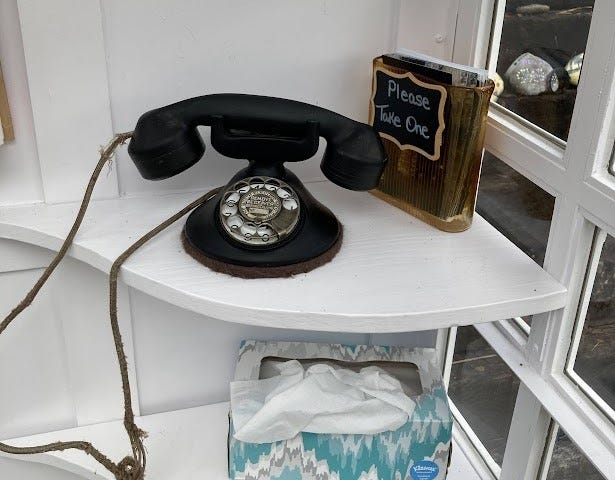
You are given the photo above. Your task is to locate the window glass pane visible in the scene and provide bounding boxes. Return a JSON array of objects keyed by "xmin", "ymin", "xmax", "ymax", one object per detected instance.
[
  {"xmin": 477, "ymin": 152, "xmax": 554, "ymax": 266},
  {"xmin": 545, "ymin": 426, "xmax": 605, "ymax": 479},
  {"xmin": 571, "ymin": 233, "xmax": 615, "ymax": 411},
  {"xmin": 448, "ymin": 326, "xmax": 520, "ymax": 465},
  {"xmin": 494, "ymin": 1, "xmax": 594, "ymax": 140}
]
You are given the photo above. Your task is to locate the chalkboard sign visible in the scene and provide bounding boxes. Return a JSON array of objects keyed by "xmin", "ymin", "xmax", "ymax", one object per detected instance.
[{"xmin": 369, "ymin": 66, "xmax": 447, "ymax": 161}]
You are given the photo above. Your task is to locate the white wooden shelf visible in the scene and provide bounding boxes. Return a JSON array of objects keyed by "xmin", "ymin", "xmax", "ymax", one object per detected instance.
[
  {"xmin": 3, "ymin": 402, "xmax": 482, "ymax": 480},
  {"xmin": 0, "ymin": 182, "xmax": 566, "ymax": 333}
]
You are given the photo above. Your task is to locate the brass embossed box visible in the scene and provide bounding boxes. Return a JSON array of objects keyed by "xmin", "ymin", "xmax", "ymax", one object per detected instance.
[{"xmin": 370, "ymin": 56, "xmax": 494, "ymax": 232}]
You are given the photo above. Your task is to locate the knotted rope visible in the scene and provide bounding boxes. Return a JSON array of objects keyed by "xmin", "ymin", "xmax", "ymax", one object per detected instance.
[{"xmin": 0, "ymin": 132, "xmax": 219, "ymax": 479}]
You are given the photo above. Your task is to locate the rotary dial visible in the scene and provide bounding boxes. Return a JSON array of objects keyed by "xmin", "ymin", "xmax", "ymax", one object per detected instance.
[{"xmin": 219, "ymin": 176, "xmax": 300, "ymax": 247}]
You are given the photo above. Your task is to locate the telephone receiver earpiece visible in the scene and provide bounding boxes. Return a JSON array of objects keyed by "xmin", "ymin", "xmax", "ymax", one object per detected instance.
[
  {"xmin": 128, "ymin": 94, "xmax": 385, "ymax": 190},
  {"xmin": 127, "ymin": 94, "xmax": 386, "ymax": 277}
]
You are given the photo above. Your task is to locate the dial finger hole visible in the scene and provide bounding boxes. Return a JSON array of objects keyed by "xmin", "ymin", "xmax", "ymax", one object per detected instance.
[
  {"xmin": 225, "ymin": 192, "xmax": 240, "ymax": 205},
  {"xmin": 249, "ymin": 177, "xmax": 266, "ymax": 189},
  {"xmin": 282, "ymin": 198, "xmax": 298, "ymax": 211},
  {"xmin": 276, "ymin": 188, "xmax": 291, "ymax": 199},
  {"xmin": 220, "ymin": 203, "xmax": 238, "ymax": 217},
  {"xmin": 240, "ymin": 223, "xmax": 257, "ymax": 237},
  {"xmin": 226, "ymin": 215, "xmax": 243, "ymax": 230},
  {"xmin": 233, "ymin": 180, "xmax": 250, "ymax": 194},
  {"xmin": 264, "ymin": 179, "xmax": 281, "ymax": 191},
  {"xmin": 257, "ymin": 225, "xmax": 275, "ymax": 237}
]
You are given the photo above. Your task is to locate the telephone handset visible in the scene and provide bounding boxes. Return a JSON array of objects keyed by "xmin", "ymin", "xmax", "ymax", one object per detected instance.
[{"xmin": 128, "ymin": 94, "xmax": 386, "ymax": 277}]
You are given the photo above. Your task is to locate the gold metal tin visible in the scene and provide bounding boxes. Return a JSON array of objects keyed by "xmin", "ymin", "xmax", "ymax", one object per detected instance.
[{"xmin": 370, "ymin": 57, "xmax": 494, "ymax": 232}]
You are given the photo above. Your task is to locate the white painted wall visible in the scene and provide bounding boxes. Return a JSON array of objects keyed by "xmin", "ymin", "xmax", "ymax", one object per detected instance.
[
  {"xmin": 397, "ymin": 0, "xmax": 461, "ymax": 60},
  {"xmin": 101, "ymin": 0, "xmax": 399, "ymax": 196},
  {"xmin": 0, "ymin": 457, "xmax": 84, "ymax": 480},
  {"xmin": 50, "ymin": 259, "xmax": 139, "ymax": 426},
  {"xmin": 0, "ymin": 267, "xmax": 75, "ymax": 440},
  {"xmin": 0, "ymin": 1, "xmax": 458, "ymax": 477},
  {"xmin": 131, "ymin": 290, "xmax": 370, "ymax": 415},
  {"xmin": 0, "ymin": 0, "xmax": 43, "ymax": 206},
  {"xmin": 18, "ymin": 0, "xmax": 118, "ymax": 204},
  {"xmin": 0, "ymin": 0, "xmax": 459, "ymax": 208}
]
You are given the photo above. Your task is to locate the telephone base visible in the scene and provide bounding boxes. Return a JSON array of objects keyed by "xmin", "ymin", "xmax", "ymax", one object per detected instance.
[
  {"xmin": 182, "ymin": 168, "xmax": 344, "ymax": 276},
  {"xmin": 181, "ymin": 226, "xmax": 343, "ymax": 279}
]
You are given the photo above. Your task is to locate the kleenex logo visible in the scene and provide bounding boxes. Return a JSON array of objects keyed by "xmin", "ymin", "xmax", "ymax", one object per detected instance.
[
  {"xmin": 415, "ymin": 466, "xmax": 436, "ymax": 472},
  {"xmin": 410, "ymin": 461, "xmax": 439, "ymax": 480}
]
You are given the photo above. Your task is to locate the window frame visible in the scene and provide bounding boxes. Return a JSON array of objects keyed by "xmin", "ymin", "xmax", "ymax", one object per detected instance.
[
  {"xmin": 564, "ymin": 227, "xmax": 615, "ymax": 424},
  {"xmin": 446, "ymin": 0, "xmax": 615, "ymax": 478}
]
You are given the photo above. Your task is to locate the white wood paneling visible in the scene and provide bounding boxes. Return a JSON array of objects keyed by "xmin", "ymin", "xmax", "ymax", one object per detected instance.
[
  {"xmin": 0, "ymin": 183, "xmax": 567, "ymax": 333},
  {"xmin": 51, "ymin": 259, "xmax": 139, "ymax": 426},
  {"xmin": 130, "ymin": 289, "xmax": 370, "ymax": 415},
  {"xmin": 99, "ymin": 0, "xmax": 399, "ymax": 196},
  {"xmin": 17, "ymin": 0, "xmax": 117, "ymax": 203},
  {"xmin": 0, "ymin": 1, "xmax": 562, "ymax": 478},
  {"xmin": 0, "ymin": 458, "xmax": 83, "ymax": 480},
  {"xmin": 0, "ymin": 0, "xmax": 43, "ymax": 206},
  {"xmin": 396, "ymin": 0, "xmax": 459, "ymax": 60},
  {"xmin": 0, "ymin": 269, "xmax": 75, "ymax": 439},
  {"xmin": 0, "ymin": 239, "xmax": 53, "ymax": 273}
]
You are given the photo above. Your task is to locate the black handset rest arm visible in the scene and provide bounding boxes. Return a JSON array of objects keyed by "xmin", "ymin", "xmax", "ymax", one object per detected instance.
[{"xmin": 128, "ymin": 94, "xmax": 386, "ymax": 190}]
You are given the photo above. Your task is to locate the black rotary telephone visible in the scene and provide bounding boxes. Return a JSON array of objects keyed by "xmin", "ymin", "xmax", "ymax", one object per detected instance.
[{"xmin": 128, "ymin": 94, "xmax": 386, "ymax": 277}]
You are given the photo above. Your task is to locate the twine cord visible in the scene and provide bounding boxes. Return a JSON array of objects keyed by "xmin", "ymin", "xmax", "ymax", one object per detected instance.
[{"xmin": 0, "ymin": 132, "xmax": 219, "ymax": 479}]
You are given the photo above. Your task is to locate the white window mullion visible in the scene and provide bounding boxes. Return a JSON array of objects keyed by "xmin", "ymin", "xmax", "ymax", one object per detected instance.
[
  {"xmin": 549, "ymin": 371, "xmax": 615, "ymax": 459},
  {"xmin": 536, "ymin": 422, "xmax": 558, "ymax": 480},
  {"xmin": 575, "ymin": 1, "xmax": 615, "ymax": 179},
  {"xmin": 484, "ymin": 108, "xmax": 565, "ymax": 197},
  {"xmin": 524, "ymin": 195, "xmax": 572, "ymax": 371},
  {"xmin": 449, "ymin": 400, "xmax": 501, "ymax": 478},
  {"xmin": 566, "ymin": 369, "xmax": 615, "ymax": 425},
  {"xmin": 562, "ymin": 0, "xmax": 615, "ymax": 178},
  {"xmin": 526, "ymin": 199, "xmax": 594, "ymax": 374},
  {"xmin": 494, "ymin": 318, "xmax": 528, "ymax": 349},
  {"xmin": 565, "ymin": 229, "xmax": 607, "ymax": 367},
  {"xmin": 476, "ymin": 322, "xmax": 615, "ymax": 478},
  {"xmin": 529, "ymin": 0, "xmax": 615, "ymax": 376},
  {"xmin": 438, "ymin": 326, "xmax": 457, "ymax": 388},
  {"xmin": 578, "ymin": 183, "xmax": 615, "ymax": 237},
  {"xmin": 499, "ymin": 384, "xmax": 551, "ymax": 480},
  {"xmin": 584, "ymin": 173, "xmax": 615, "ymax": 219},
  {"xmin": 484, "ymin": 0, "xmax": 504, "ymax": 77},
  {"xmin": 452, "ymin": 0, "xmax": 496, "ymax": 68}
]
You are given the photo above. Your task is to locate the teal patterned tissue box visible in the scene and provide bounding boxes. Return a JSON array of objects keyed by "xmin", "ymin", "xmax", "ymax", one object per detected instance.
[{"xmin": 228, "ymin": 341, "xmax": 452, "ymax": 480}]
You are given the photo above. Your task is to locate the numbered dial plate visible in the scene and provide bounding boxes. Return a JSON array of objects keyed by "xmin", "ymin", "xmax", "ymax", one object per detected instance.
[{"xmin": 219, "ymin": 176, "xmax": 300, "ymax": 247}]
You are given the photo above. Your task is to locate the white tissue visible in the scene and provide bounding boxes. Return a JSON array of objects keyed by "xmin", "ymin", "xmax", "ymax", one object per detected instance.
[{"xmin": 231, "ymin": 360, "xmax": 416, "ymax": 444}]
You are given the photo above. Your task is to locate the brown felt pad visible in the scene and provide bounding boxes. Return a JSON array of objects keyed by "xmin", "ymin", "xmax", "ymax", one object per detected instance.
[{"xmin": 181, "ymin": 225, "xmax": 343, "ymax": 279}]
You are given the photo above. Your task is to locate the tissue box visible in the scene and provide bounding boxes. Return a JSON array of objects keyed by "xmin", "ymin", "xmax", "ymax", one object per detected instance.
[{"xmin": 228, "ymin": 341, "xmax": 452, "ymax": 480}]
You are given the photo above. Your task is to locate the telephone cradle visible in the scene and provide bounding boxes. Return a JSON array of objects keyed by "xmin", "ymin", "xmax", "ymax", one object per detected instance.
[{"xmin": 128, "ymin": 94, "xmax": 386, "ymax": 278}]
